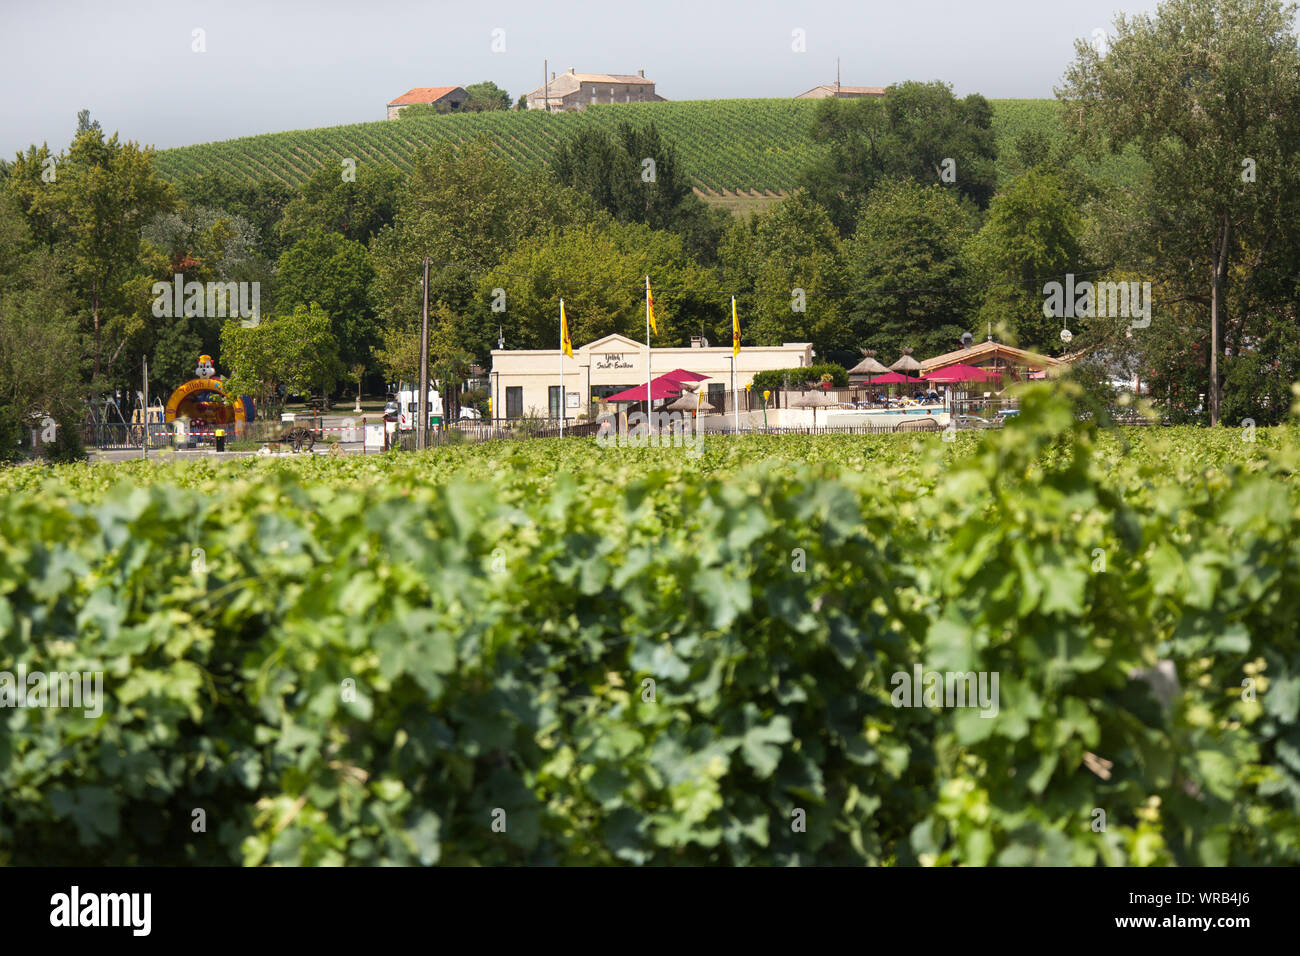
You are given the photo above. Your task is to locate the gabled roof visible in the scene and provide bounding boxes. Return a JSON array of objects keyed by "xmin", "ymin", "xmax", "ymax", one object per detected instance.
[
  {"xmin": 920, "ymin": 340, "xmax": 1063, "ymax": 373},
  {"xmin": 387, "ymin": 86, "xmax": 465, "ymax": 107},
  {"xmin": 579, "ymin": 333, "xmax": 644, "ymax": 352},
  {"xmin": 527, "ymin": 72, "xmax": 655, "ymax": 99},
  {"xmin": 796, "ymin": 84, "xmax": 887, "ymax": 98}
]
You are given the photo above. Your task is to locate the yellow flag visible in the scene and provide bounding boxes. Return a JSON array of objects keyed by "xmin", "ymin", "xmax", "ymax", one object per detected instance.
[
  {"xmin": 731, "ymin": 296, "xmax": 741, "ymax": 357},
  {"xmin": 560, "ymin": 299, "xmax": 573, "ymax": 358},
  {"xmin": 647, "ymin": 279, "xmax": 658, "ymax": 336}
]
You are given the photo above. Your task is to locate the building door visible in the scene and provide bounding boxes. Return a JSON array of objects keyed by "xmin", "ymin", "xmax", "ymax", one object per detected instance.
[
  {"xmin": 707, "ymin": 383, "xmax": 726, "ymax": 413},
  {"xmin": 505, "ymin": 387, "xmax": 523, "ymax": 419}
]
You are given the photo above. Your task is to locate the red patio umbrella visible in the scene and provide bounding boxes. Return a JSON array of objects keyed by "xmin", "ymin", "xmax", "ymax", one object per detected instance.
[
  {"xmin": 655, "ymin": 368, "xmax": 711, "ymax": 385},
  {"xmin": 921, "ymin": 363, "xmax": 998, "ymax": 383},
  {"xmin": 603, "ymin": 379, "xmax": 683, "ymax": 402},
  {"xmin": 867, "ymin": 371, "xmax": 914, "ymax": 384}
]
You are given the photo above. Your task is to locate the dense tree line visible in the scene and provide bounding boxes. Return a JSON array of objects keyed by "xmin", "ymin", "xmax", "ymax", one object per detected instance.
[{"xmin": 4, "ymin": 0, "xmax": 1300, "ymax": 459}]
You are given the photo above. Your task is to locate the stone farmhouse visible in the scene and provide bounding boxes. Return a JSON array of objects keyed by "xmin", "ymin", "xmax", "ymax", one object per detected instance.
[
  {"xmin": 525, "ymin": 69, "xmax": 664, "ymax": 112},
  {"xmin": 386, "ymin": 86, "xmax": 469, "ymax": 120},
  {"xmin": 795, "ymin": 83, "xmax": 886, "ymax": 99}
]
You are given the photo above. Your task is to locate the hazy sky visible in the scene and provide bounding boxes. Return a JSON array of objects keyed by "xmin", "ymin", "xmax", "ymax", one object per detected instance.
[{"xmin": 2, "ymin": 0, "xmax": 1160, "ymax": 157}]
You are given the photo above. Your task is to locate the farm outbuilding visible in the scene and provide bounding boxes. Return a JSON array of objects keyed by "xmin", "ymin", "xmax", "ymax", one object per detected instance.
[{"xmin": 386, "ymin": 86, "xmax": 469, "ymax": 120}]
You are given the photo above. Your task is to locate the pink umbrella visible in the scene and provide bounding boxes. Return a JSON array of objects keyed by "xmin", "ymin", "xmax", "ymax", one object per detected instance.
[
  {"xmin": 867, "ymin": 371, "xmax": 914, "ymax": 384},
  {"xmin": 603, "ymin": 379, "xmax": 683, "ymax": 402},
  {"xmin": 921, "ymin": 363, "xmax": 998, "ymax": 384},
  {"xmin": 655, "ymin": 368, "xmax": 711, "ymax": 384}
]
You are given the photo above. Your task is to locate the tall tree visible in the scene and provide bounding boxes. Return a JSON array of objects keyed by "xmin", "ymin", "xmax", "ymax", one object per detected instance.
[
  {"xmin": 276, "ymin": 229, "xmax": 375, "ymax": 369},
  {"xmin": 550, "ymin": 122, "xmax": 724, "ymax": 260},
  {"xmin": 841, "ymin": 181, "xmax": 978, "ymax": 360},
  {"xmin": 173, "ymin": 174, "xmax": 294, "ymax": 260},
  {"xmin": 1058, "ymin": 0, "xmax": 1300, "ymax": 425},
  {"xmin": 966, "ymin": 167, "xmax": 1085, "ymax": 353},
  {"xmin": 0, "ymin": 193, "xmax": 81, "ymax": 458},
  {"xmin": 220, "ymin": 304, "xmax": 341, "ymax": 415},
  {"xmin": 369, "ymin": 138, "xmax": 597, "ymax": 359},
  {"xmin": 276, "ymin": 163, "xmax": 402, "ymax": 248},
  {"xmin": 464, "ymin": 81, "xmax": 511, "ymax": 112},
  {"xmin": 801, "ymin": 81, "xmax": 998, "ymax": 234},
  {"xmin": 477, "ymin": 219, "xmax": 713, "ymax": 351},
  {"xmin": 716, "ymin": 192, "xmax": 846, "ymax": 356},
  {"xmin": 7, "ymin": 124, "xmax": 173, "ymax": 385}
]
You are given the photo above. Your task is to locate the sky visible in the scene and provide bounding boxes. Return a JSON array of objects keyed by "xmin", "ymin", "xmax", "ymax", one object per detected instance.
[{"xmin": 0, "ymin": 0, "xmax": 1161, "ymax": 157}]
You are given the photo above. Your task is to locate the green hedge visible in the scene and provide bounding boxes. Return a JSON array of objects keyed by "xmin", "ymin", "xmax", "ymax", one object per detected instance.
[
  {"xmin": 1, "ymin": 386, "xmax": 1298, "ymax": 864},
  {"xmin": 750, "ymin": 364, "xmax": 849, "ymax": 392}
]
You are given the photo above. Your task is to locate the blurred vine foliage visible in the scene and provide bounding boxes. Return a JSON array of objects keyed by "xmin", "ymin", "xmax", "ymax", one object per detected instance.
[{"xmin": 1, "ymin": 385, "xmax": 1298, "ymax": 864}]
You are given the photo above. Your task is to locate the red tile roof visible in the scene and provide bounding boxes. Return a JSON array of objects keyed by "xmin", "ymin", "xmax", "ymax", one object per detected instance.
[{"xmin": 387, "ymin": 86, "xmax": 463, "ymax": 107}]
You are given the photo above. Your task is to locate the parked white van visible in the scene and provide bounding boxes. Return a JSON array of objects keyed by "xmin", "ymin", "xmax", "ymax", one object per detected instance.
[{"xmin": 397, "ymin": 389, "xmax": 444, "ymax": 431}]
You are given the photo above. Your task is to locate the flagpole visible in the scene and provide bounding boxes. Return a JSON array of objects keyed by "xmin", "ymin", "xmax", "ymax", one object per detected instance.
[
  {"xmin": 731, "ymin": 295, "xmax": 740, "ymax": 433},
  {"xmin": 559, "ymin": 297, "xmax": 564, "ymax": 438},
  {"xmin": 645, "ymin": 275, "xmax": 652, "ymax": 437},
  {"xmin": 731, "ymin": 354, "xmax": 736, "ymax": 433}
]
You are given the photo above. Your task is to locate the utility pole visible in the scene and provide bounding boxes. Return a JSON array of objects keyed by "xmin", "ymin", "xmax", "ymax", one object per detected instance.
[
  {"xmin": 544, "ymin": 59, "xmax": 549, "ymax": 113},
  {"xmin": 418, "ymin": 257, "xmax": 430, "ymax": 450},
  {"xmin": 142, "ymin": 356, "xmax": 149, "ymax": 460}
]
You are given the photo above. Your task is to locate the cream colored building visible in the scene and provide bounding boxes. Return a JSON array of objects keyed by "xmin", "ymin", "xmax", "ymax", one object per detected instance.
[
  {"xmin": 525, "ymin": 69, "xmax": 664, "ymax": 112},
  {"xmin": 490, "ymin": 333, "xmax": 814, "ymax": 421}
]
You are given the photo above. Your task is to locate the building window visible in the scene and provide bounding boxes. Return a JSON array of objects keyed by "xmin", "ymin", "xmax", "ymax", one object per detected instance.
[
  {"xmin": 549, "ymin": 385, "xmax": 563, "ymax": 419},
  {"xmin": 506, "ymin": 387, "xmax": 523, "ymax": 419},
  {"xmin": 707, "ymin": 383, "xmax": 726, "ymax": 411}
]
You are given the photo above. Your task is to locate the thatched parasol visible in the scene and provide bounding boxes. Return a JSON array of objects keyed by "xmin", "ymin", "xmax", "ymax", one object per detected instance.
[
  {"xmin": 667, "ymin": 392, "xmax": 714, "ymax": 413},
  {"xmin": 848, "ymin": 349, "xmax": 891, "ymax": 379},
  {"xmin": 890, "ymin": 347, "xmax": 923, "ymax": 374},
  {"xmin": 790, "ymin": 389, "xmax": 836, "ymax": 427}
]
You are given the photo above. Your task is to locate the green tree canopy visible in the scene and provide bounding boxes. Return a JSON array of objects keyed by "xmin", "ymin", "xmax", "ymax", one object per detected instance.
[
  {"xmin": 550, "ymin": 122, "xmax": 724, "ymax": 260},
  {"xmin": 841, "ymin": 181, "xmax": 978, "ymax": 360},
  {"xmin": 276, "ymin": 229, "xmax": 375, "ymax": 368},
  {"xmin": 966, "ymin": 167, "xmax": 1085, "ymax": 354},
  {"xmin": 478, "ymin": 219, "xmax": 714, "ymax": 351},
  {"xmin": 220, "ymin": 303, "xmax": 342, "ymax": 413},
  {"xmin": 801, "ymin": 80, "xmax": 998, "ymax": 234},
  {"xmin": 369, "ymin": 138, "xmax": 598, "ymax": 357},
  {"xmin": 716, "ymin": 191, "xmax": 846, "ymax": 355},
  {"xmin": 277, "ymin": 163, "xmax": 402, "ymax": 248},
  {"xmin": 464, "ymin": 81, "xmax": 511, "ymax": 112},
  {"xmin": 0, "ymin": 192, "xmax": 82, "ymax": 458},
  {"xmin": 1058, "ymin": 0, "xmax": 1300, "ymax": 423},
  {"xmin": 7, "ymin": 124, "xmax": 174, "ymax": 386}
]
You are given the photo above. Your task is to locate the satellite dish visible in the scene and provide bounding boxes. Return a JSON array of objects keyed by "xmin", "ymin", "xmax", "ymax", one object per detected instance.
[
  {"xmin": 700, "ymin": 336, "xmax": 709, "ymax": 348},
  {"xmin": 960, "ymin": 332, "xmax": 973, "ymax": 348}
]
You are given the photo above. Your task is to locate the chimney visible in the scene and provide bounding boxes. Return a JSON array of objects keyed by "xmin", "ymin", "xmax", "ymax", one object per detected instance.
[
  {"xmin": 568, "ymin": 67, "xmax": 575, "ymax": 74},
  {"xmin": 550, "ymin": 72, "xmax": 555, "ymax": 80},
  {"xmin": 638, "ymin": 69, "xmax": 644, "ymax": 77}
]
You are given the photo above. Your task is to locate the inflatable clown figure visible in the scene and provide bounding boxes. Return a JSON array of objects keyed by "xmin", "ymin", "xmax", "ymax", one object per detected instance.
[{"xmin": 165, "ymin": 353, "xmax": 255, "ymax": 438}]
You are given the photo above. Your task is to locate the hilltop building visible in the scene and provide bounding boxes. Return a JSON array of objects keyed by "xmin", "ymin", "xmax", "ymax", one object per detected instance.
[
  {"xmin": 795, "ymin": 83, "xmax": 886, "ymax": 99},
  {"xmin": 386, "ymin": 86, "xmax": 469, "ymax": 120},
  {"xmin": 525, "ymin": 69, "xmax": 664, "ymax": 112}
]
